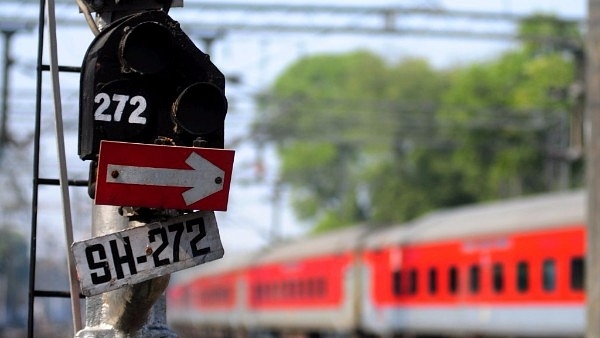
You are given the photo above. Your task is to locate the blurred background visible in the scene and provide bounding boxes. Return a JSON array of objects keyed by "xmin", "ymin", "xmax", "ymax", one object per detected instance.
[{"xmin": 0, "ymin": 0, "xmax": 586, "ymax": 336}]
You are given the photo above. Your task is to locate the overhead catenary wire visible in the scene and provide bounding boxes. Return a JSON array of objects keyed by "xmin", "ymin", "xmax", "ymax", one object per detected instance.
[{"xmin": 0, "ymin": 2, "xmax": 584, "ymax": 47}]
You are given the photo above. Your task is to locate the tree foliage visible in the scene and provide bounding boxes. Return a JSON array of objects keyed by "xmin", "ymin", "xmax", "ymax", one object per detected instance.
[{"xmin": 252, "ymin": 15, "xmax": 582, "ymax": 232}]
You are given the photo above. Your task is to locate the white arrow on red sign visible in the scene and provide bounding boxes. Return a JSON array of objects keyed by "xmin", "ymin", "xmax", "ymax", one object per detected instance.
[
  {"xmin": 107, "ymin": 152, "xmax": 224, "ymax": 206},
  {"xmin": 95, "ymin": 141, "xmax": 235, "ymax": 211}
]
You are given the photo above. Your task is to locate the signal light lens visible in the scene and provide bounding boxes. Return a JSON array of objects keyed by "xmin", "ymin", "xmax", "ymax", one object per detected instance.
[
  {"xmin": 172, "ymin": 82, "xmax": 227, "ymax": 136},
  {"xmin": 119, "ymin": 21, "xmax": 174, "ymax": 75}
]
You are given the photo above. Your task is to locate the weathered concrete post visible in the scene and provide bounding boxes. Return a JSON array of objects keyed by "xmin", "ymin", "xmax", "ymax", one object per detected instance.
[{"xmin": 75, "ymin": 205, "xmax": 175, "ymax": 338}]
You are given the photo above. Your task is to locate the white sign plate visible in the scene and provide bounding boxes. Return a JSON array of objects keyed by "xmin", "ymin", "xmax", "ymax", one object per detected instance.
[{"xmin": 72, "ymin": 211, "xmax": 224, "ymax": 296}]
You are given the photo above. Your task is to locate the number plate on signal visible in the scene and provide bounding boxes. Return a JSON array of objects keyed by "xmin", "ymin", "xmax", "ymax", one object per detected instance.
[{"xmin": 72, "ymin": 211, "xmax": 224, "ymax": 296}]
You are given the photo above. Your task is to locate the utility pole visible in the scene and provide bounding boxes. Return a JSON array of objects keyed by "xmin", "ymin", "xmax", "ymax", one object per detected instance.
[
  {"xmin": 587, "ymin": 0, "xmax": 600, "ymax": 337},
  {"xmin": 0, "ymin": 28, "xmax": 16, "ymax": 162},
  {"xmin": 0, "ymin": 29, "xmax": 13, "ymax": 149},
  {"xmin": 0, "ymin": 23, "xmax": 28, "ymax": 161}
]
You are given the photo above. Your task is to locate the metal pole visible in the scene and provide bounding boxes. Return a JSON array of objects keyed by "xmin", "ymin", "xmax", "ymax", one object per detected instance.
[
  {"xmin": 44, "ymin": 0, "xmax": 83, "ymax": 332},
  {"xmin": 586, "ymin": 0, "xmax": 600, "ymax": 337},
  {"xmin": 75, "ymin": 6, "xmax": 177, "ymax": 338}
]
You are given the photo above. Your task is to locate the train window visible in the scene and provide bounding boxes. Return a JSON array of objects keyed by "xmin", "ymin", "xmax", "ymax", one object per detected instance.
[
  {"xmin": 290, "ymin": 280, "xmax": 297, "ymax": 299},
  {"xmin": 283, "ymin": 281, "xmax": 291, "ymax": 299},
  {"xmin": 448, "ymin": 266, "xmax": 459, "ymax": 294},
  {"xmin": 542, "ymin": 259, "xmax": 556, "ymax": 292},
  {"xmin": 492, "ymin": 263, "xmax": 504, "ymax": 293},
  {"xmin": 306, "ymin": 278, "xmax": 317, "ymax": 297},
  {"xmin": 469, "ymin": 264, "xmax": 480, "ymax": 293},
  {"xmin": 269, "ymin": 283, "xmax": 275, "ymax": 300},
  {"xmin": 303, "ymin": 280, "xmax": 309, "ymax": 298},
  {"xmin": 258, "ymin": 284, "xmax": 265, "ymax": 301},
  {"xmin": 203, "ymin": 286, "xmax": 230, "ymax": 303},
  {"xmin": 408, "ymin": 268, "xmax": 418, "ymax": 295},
  {"xmin": 298, "ymin": 280, "xmax": 305, "ymax": 298},
  {"xmin": 271, "ymin": 283, "xmax": 278, "ymax": 300},
  {"xmin": 517, "ymin": 261, "xmax": 529, "ymax": 292},
  {"xmin": 255, "ymin": 285, "xmax": 263, "ymax": 301},
  {"xmin": 571, "ymin": 256, "xmax": 585, "ymax": 291},
  {"xmin": 316, "ymin": 278, "xmax": 326, "ymax": 296},
  {"xmin": 293, "ymin": 281, "xmax": 299, "ymax": 298},
  {"xmin": 428, "ymin": 268, "xmax": 437, "ymax": 295},
  {"xmin": 285, "ymin": 281, "xmax": 291, "ymax": 299},
  {"xmin": 392, "ymin": 270, "xmax": 402, "ymax": 296}
]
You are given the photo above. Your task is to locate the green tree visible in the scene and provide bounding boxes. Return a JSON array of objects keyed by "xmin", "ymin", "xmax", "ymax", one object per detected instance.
[
  {"xmin": 254, "ymin": 51, "xmax": 448, "ymax": 230},
  {"xmin": 253, "ymin": 15, "xmax": 581, "ymax": 232},
  {"xmin": 518, "ymin": 14, "xmax": 583, "ymax": 56},
  {"xmin": 439, "ymin": 31, "xmax": 578, "ymax": 199}
]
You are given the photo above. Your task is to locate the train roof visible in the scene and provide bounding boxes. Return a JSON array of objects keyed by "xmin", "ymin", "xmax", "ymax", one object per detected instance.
[
  {"xmin": 172, "ymin": 226, "xmax": 370, "ymax": 281},
  {"xmin": 365, "ymin": 189, "xmax": 585, "ymax": 248},
  {"xmin": 251, "ymin": 225, "xmax": 370, "ymax": 266},
  {"xmin": 171, "ymin": 250, "xmax": 258, "ymax": 283}
]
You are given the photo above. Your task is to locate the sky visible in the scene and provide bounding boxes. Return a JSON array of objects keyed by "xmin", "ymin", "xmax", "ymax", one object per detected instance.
[{"xmin": 0, "ymin": 0, "xmax": 588, "ymax": 259}]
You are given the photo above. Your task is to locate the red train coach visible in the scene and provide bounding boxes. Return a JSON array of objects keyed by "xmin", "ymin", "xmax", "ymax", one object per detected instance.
[
  {"xmin": 169, "ymin": 226, "xmax": 368, "ymax": 337},
  {"xmin": 244, "ymin": 226, "xmax": 367, "ymax": 334},
  {"xmin": 169, "ymin": 190, "xmax": 587, "ymax": 338},
  {"xmin": 362, "ymin": 190, "xmax": 585, "ymax": 337},
  {"xmin": 169, "ymin": 253, "xmax": 255, "ymax": 336}
]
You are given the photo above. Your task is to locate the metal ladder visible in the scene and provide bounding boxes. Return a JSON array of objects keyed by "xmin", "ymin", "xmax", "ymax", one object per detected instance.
[{"xmin": 27, "ymin": 0, "xmax": 89, "ymax": 336}]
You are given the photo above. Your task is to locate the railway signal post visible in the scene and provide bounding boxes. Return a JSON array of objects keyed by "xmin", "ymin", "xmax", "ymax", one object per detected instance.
[{"xmin": 72, "ymin": 2, "xmax": 232, "ymax": 337}]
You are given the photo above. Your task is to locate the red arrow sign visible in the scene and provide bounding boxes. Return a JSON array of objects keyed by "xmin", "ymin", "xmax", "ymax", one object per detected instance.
[{"xmin": 95, "ymin": 141, "xmax": 235, "ymax": 211}]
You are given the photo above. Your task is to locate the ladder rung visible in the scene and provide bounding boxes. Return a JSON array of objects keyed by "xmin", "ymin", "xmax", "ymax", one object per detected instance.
[
  {"xmin": 33, "ymin": 290, "xmax": 85, "ymax": 299},
  {"xmin": 37, "ymin": 178, "xmax": 88, "ymax": 186},
  {"xmin": 40, "ymin": 65, "xmax": 81, "ymax": 73}
]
